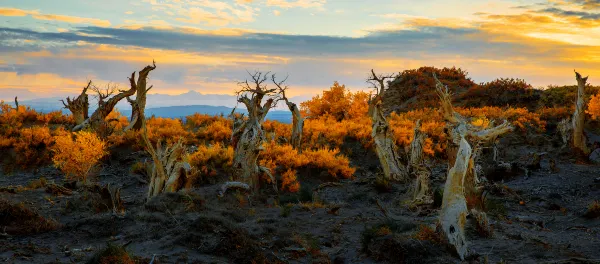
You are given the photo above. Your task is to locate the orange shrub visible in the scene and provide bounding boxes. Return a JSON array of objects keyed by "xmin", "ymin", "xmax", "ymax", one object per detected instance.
[
  {"xmin": 186, "ymin": 142, "xmax": 234, "ymax": 185},
  {"xmin": 106, "ymin": 109, "xmax": 130, "ymax": 131},
  {"xmin": 260, "ymin": 141, "xmax": 355, "ymax": 182},
  {"xmin": 303, "ymin": 116, "xmax": 372, "ymax": 148},
  {"xmin": 260, "ymin": 141, "xmax": 309, "ymax": 169},
  {"xmin": 456, "ymin": 107, "xmax": 545, "ymax": 132},
  {"xmin": 146, "ymin": 117, "xmax": 190, "ymax": 144},
  {"xmin": 186, "ymin": 113, "xmax": 220, "ymax": 129},
  {"xmin": 0, "ymin": 136, "xmax": 14, "ymax": 148},
  {"xmin": 51, "ymin": 131, "xmax": 108, "ymax": 183},
  {"xmin": 302, "ymin": 148, "xmax": 355, "ymax": 179},
  {"xmin": 300, "ymin": 81, "xmax": 369, "ymax": 121},
  {"xmin": 197, "ymin": 119, "xmax": 232, "ymax": 142},
  {"xmin": 587, "ymin": 93, "xmax": 600, "ymax": 120},
  {"xmin": 537, "ymin": 107, "xmax": 571, "ymax": 122},
  {"xmin": 185, "ymin": 113, "xmax": 233, "ymax": 143},
  {"xmin": 281, "ymin": 169, "xmax": 300, "ymax": 193},
  {"xmin": 187, "ymin": 142, "xmax": 234, "ymax": 168},
  {"xmin": 263, "ymin": 120, "xmax": 292, "ymax": 141},
  {"xmin": 389, "ymin": 106, "xmax": 545, "ymax": 156},
  {"xmin": 13, "ymin": 126, "xmax": 54, "ymax": 168}
]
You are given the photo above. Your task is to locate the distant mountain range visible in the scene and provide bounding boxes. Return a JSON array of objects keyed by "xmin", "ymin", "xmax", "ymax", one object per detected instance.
[
  {"xmin": 121, "ymin": 105, "xmax": 292, "ymax": 123},
  {"xmin": 4, "ymin": 90, "xmax": 298, "ymax": 123}
]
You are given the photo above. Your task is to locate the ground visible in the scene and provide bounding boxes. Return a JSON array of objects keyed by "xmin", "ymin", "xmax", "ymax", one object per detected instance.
[{"xmin": 1, "ymin": 135, "xmax": 599, "ymax": 264}]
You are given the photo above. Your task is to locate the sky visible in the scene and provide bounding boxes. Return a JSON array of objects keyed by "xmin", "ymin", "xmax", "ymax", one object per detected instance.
[{"xmin": 3, "ymin": 0, "xmax": 600, "ymax": 101}]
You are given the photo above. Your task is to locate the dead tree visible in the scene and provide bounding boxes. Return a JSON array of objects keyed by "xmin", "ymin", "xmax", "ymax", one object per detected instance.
[
  {"xmin": 61, "ymin": 81, "xmax": 91, "ymax": 125},
  {"xmin": 572, "ymin": 70, "xmax": 589, "ymax": 154},
  {"xmin": 232, "ymin": 71, "xmax": 279, "ymax": 191},
  {"xmin": 124, "ymin": 61, "xmax": 157, "ymax": 131},
  {"xmin": 367, "ymin": 69, "xmax": 408, "ymax": 182},
  {"xmin": 410, "ymin": 120, "xmax": 432, "ymax": 205},
  {"xmin": 141, "ymin": 117, "xmax": 191, "ymax": 199},
  {"xmin": 434, "ymin": 74, "xmax": 513, "ymax": 260},
  {"xmin": 272, "ymin": 74, "xmax": 304, "ymax": 150},
  {"xmin": 14, "ymin": 97, "xmax": 18, "ymax": 110},
  {"xmin": 72, "ymin": 82, "xmax": 136, "ymax": 132}
]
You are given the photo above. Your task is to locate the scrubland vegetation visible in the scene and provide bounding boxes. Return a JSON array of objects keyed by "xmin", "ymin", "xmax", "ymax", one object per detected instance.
[{"xmin": 1, "ymin": 65, "xmax": 600, "ymax": 263}]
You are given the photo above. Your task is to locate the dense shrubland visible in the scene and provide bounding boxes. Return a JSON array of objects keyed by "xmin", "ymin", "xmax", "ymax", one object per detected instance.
[{"xmin": 1, "ymin": 66, "xmax": 597, "ymax": 189}]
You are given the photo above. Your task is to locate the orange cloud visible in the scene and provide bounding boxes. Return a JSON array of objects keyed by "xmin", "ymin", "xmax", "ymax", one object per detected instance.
[
  {"xmin": 0, "ymin": 72, "xmax": 91, "ymax": 95},
  {"xmin": 0, "ymin": 7, "xmax": 110, "ymax": 27},
  {"xmin": 0, "ymin": 7, "xmax": 34, "ymax": 16}
]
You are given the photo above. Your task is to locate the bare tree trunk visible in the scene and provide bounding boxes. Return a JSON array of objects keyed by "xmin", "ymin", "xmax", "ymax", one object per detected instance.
[
  {"xmin": 73, "ymin": 83, "xmax": 136, "ymax": 132},
  {"xmin": 232, "ymin": 117, "xmax": 265, "ymax": 191},
  {"xmin": 232, "ymin": 72, "xmax": 279, "ymax": 192},
  {"xmin": 434, "ymin": 74, "xmax": 513, "ymax": 260},
  {"xmin": 289, "ymin": 102, "xmax": 304, "ymax": 150},
  {"xmin": 573, "ymin": 71, "xmax": 589, "ymax": 154},
  {"xmin": 370, "ymin": 100, "xmax": 408, "ymax": 181},
  {"xmin": 141, "ymin": 118, "xmax": 191, "ymax": 199},
  {"xmin": 272, "ymin": 75, "xmax": 304, "ymax": 150},
  {"xmin": 125, "ymin": 61, "xmax": 156, "ymax": 131},
  {"xmin": 410, "ymin": 120, "xmax": 432, "ymax": 205},
  {"xmin": 368, "ymin": 70, "xmax": 408, "ymax": 182},
  {"xmin": 61, "ymin": 81, "xmax": 90, "ymax": 125},
  {"xmin": 14, "ymin": 97, "xmax": 18, "ymax": 110},
  {"xmin": 440, "ymin": 135, "xmax": 470, "ymax": 260}
]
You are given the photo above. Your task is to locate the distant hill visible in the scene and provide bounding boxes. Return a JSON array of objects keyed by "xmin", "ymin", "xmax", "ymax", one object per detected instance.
[{"xmin": 120, "ymin": 105, "xmax": 293, "ymax": 123}]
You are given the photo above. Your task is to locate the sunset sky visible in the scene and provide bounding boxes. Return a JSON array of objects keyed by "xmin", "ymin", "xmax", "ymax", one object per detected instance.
[{"xmin": 2, "ymin": 0, "xmax": 600, "ymax": 101}]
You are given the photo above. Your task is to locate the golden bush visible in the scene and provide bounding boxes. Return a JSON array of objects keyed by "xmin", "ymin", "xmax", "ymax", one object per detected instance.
[
  {"xmin": 281, "ymin": 169, "xmax": 300, "ymax": 193},
  {"xmin": 14, "ymin": 126, "xmax": 54, "ymax": 168},
  {"xmin": 51, "ymin": 131, "xmax": 108, "ymax": 183}
]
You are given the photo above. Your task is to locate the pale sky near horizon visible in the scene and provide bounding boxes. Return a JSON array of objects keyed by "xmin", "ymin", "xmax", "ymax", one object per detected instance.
[{"xmin": 2, "ymin": 0, "xmax": 600, "ymax": 100}]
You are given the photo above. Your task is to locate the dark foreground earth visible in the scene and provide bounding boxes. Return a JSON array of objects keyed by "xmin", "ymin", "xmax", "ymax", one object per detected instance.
[{"xmin": 1, "ymin": 136, "xmax": 599, "ymax": 264}]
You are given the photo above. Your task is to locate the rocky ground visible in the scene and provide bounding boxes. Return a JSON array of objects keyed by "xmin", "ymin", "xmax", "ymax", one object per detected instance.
[{"xmin": 0, "ymin": 135, "xmax": 599, "ymax": 264}]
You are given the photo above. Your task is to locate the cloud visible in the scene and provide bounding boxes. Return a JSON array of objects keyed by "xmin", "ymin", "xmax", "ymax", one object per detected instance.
[
  {"xmin": 273, "ymin": 10, "xmax": 281, "ymax": 16},
  {"xmin": 0, "ymin": 25, "xmax": 498, "ymax": 59},
  {"xmin": 266, "ymin": 0, "xmax": 326, "ymax": 10},
  {"xmin": 0, "ymin": 7, "xmax": 111, "ymax": 27},
  {"xmin": 144, "ymin": 0, "xmax": 256, "ymax": 27},
  {"xmin": 125, "ymin": 11, "xmax": 134, "ymax": 15}
]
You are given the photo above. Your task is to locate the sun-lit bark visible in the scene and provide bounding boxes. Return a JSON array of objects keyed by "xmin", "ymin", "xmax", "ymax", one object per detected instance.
[
  {"xmin": 72, "ymin": 82, "xmax": 136, "ymax": 132},
  {"xmin": 232, "ymin": 71, "xmax": 279, "ymax": 191},
  {"xmin": 572, "ymin": 70, "xmax": 589, "ymax": 154},
  {"xmin": 141, "ymin": 118, "xmax": 191, "ymax": 199},
  {"xmin": 368, "ymin": 69, "xmax": 408, "ymax": 182},
  {"xmin": 410, "ymin": 120, "xmax": 432, "ymax": 205},
  {"xmin": 61, "ymin": 81, "xmax": 91, "ymax": 125},
  {"xmin": 434, "ymin": 73, "xmax": 513, "ymax": 260},
  {"xmin": 125, "ymin": 61, "xmax": 156, "ymax": 131},
  {"xmin": 272, "ymin": 75, "xmax": 304, "ymax": 150}
]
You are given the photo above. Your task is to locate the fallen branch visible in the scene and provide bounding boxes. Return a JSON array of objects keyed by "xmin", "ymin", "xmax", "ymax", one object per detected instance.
[{"xmin": 218, "ymin": 181, "xmax": 250, "ymax": 197}]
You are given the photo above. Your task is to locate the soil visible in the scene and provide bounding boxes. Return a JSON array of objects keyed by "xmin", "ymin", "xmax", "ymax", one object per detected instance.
[{"xmin": 1, "ymin": 134, "xmax": 599, "ymax": 264}]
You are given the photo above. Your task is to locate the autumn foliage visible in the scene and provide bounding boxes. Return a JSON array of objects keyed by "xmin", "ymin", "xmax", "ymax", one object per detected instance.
[{"xmin": 51, "ymin": 130, "xmax": 108, "ymax": 183}]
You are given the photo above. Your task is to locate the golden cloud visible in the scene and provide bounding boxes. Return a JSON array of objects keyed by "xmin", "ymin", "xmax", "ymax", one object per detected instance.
[{"xmin": 0, "ymin": 7, "xmax": 111, "ymax": 27}]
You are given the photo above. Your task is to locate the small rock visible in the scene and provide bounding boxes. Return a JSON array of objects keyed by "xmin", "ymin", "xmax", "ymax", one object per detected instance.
[{"xmin": 589, "ymin": 148, "xmax": 600, "ymax": 164}]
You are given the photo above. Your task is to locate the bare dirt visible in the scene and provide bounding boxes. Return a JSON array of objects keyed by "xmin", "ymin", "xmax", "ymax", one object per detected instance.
[{"xmin": 1, "ymin": 134, "xmax": 599, "ymax": 264}]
